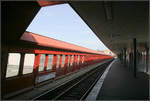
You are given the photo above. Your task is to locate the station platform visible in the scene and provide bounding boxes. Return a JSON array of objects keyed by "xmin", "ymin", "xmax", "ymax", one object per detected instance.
[{"xmin": 87, "ymin": 59, "xmax": 149, "ymax": 100}]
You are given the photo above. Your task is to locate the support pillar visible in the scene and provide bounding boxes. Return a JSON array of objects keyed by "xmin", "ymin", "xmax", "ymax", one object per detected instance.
[
  {"xmin": 75, "ymin": 55, "xmax": 78, "ymax": 69},
  {"xmin": 75, "ymin": 55, "xmax": 79, "ymax": 69},
  {"xmin": 146, "ymin": 48, "xmax": 149, "ymax": 72},
  {"xmin": 52, "ymin": 54, "xmax": 58, "ymax": 71},
  {"xmin": 18, "ymin": 53, "xmax": 25, "ymax": 76},
  {"xmin": 69, "ymin": 55, "xmax": 72, "ymax": 72},
  {"xmin": 1, "ymin": 51, "xmax": 8, "ymax": 80},
  {"xmin": 72, "ymin": 55, "xmax": 76, "ymax": 72},
  {"xmin": 33, "ymin": 54, "xmax": 41, "ymax": 85},
  {"xmin": 59, "ymin": 55, "xmax": 62, "ymax": 68},
  {"xmin": 133, "ymin": 38, "xmax": 137, "ymax": 77},
  {"xmin": 83, "ymin": 55, "xmax": 87, "ymax": 67},
  {"xmin": 122, "ymin": 50, "xmax": 124, "ymax": 62},
  {"xmin": 129, "ymin": 51, "xmax": 132, "ymax": 70},
  {"xmin": 79, "ymin": 55, "xmax": 83, "ymax": 69},
  {"xmin": 64, "ymin": 55, "xmax": 69, "ymax": 74},
  {"xmin": 123, "ymin": 48, "xmax": 127, "ymax": 65},
  {"xmin": 44, "ymin": 54, "xmax": 48, "ymax": 71},
  {"xmin": 1, "ymin": 51, "xmax": 8, "ymax": 98}
]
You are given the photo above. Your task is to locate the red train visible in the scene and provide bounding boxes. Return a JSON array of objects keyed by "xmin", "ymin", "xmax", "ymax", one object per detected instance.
[{"xmin": 2, "ymin": 32, "xmax": 113, "ymax": 99}]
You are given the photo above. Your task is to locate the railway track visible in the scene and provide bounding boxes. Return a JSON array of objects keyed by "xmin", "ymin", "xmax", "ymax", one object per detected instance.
[{"xmin": 33, "ymin": 60, "xmax": 113, "ymax": 100}]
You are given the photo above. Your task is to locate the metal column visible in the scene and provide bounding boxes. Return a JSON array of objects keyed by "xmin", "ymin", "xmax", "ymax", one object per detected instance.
[
  {"xmin": 1, "ymin": 51, "xmax": 8, "ymax": 98},
  {"xmin": 64, "ymin": 55, "xmax": 69, "ymax": 74},
  {"xmin": 123, "ymin": 48, "xmax": 127, "ymax": 65},
  {"xmin": 133, "ymin": 38, "xmax": 137, "ymax": 77},
  {"xmin": 146, "ymin": 47, "xmax": 149, "ymax": 72},
  {"xmin": 33, "ymin": 54, "xmax": 41, "ymax": 85},
  {"xmin": 18, "ymin": 53, "xmax": 25, "ymax": 75},
  {"xmin": 120, "ymin": 49, "xmax": 124, "ymax": 64},
  {"xmin": 59, "ymin": 55, "xmax": 62, "ymax": 68},
  {"xmin": 44, "ymin": 54, "xmax": 48, "ymax": 71},
  {"xmin": 52, "ymin": 54, "xmax": 58, "ymax": 71}
]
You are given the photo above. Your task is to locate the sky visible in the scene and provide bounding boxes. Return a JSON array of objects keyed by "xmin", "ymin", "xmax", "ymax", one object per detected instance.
[{"xmin": 26, "ymin": 3, "xmax": 109, "ymax": 51}]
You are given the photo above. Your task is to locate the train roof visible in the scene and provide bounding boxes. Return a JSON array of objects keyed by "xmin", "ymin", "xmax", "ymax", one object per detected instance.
[{"xmin": 21, "ymin": 31, "xmax": 110, "ymax": 56}]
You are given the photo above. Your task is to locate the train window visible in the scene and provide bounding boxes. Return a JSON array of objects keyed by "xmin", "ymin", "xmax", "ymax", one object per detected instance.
[
  {"xmin": 56, "ymin": 55, "xmax": 60, "ymax": 69},
  {"xmin": 38, "ymin": 54, "xmax": 45, "ymax": 71},
  {"xmin": 68, "ymin": 55, "xmax": 70, "ymax": 67},
  {"xmin": 61, "ymin": 55, "xmax": 66, "ymax": 68},
  {"xmin": 6, "ymin": 53, "xmax": 21, "ymax": 78},
  {"xmin": 82, "ymin": 56, "xmax": 84, "ymax": 64},
  {"xmin": 77, "ymin": 55, "xmax": 80, "ymax": 65},
  {"xmin": 71, "ymin": 55, "xmax": 74, "ymax": 66},
  {"xmin": 23, "ymin": 54, "xmax": 35, "ymax": 74},
  {"xmin": 47, "ymin": 55, "xmax": 53, "ymax": 70}
]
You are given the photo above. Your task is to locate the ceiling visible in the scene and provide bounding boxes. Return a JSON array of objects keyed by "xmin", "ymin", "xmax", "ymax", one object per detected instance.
[
  {"xmin": 69, "ymin": 1, "xmax": 149, "ymax": 54},
  {"xmin": 2, "ymin": 1, "xmax": 149, "ymax": 55},
  {"xmin": 2, "ymin": 1, "xmax": 41, "ymax": 47}
]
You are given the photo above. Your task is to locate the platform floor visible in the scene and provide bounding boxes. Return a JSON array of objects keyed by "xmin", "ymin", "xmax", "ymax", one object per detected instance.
[{"xmin": 96, "ymin": 59, "xmax": 149, "ymax": 100}]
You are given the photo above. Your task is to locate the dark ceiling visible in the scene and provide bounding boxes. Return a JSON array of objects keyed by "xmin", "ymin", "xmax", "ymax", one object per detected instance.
[
  {"xmin": 2, "ymin": 1, "xmax": 40, "ymax": 46},
  {"xmin": 2, "ymin": 1, "xmax": 149, "ymax": 55},
  {"xmin": 69, "ymin": 1, "xmax": 149, "ymax": 54}
]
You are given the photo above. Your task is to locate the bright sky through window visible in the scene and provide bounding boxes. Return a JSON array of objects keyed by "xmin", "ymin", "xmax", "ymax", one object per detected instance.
[{"xmin": 26, "ymin": 3, "xmax": 109, "ymax": 51}]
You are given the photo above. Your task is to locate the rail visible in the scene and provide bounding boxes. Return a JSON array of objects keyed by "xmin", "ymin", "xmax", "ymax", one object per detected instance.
[{"xmin": 33, "ymin": 59, "xmax": 113, "ymax": 100}]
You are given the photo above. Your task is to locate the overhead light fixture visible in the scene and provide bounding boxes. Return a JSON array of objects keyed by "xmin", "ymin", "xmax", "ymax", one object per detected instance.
[
  {"xmin": 111, "ymin": 33, "xmax": 120, "ymax": 39},
  {"xmin": 104, "ymin": 1, "xmax": 113, "ymax": 20}
]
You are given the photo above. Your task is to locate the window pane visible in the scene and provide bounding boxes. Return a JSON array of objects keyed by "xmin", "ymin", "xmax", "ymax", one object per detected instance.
[
  {"xmin": 68, "ymin": 55, "xmax": 70, "ymax": 67},
  {"xmin": 56, "ymin": 55, "xmax": 60, "ymax": 69},
  {"xmin": 6, "ymin": 53, "xmax": 21, "ymax": 78},
  {"xmin": 77, "ymin": 55, "xmax": 80, "ymax": 65},
  {"xmin": 39, "ymin": 54, "xmax": 45, "ymax": 71},
  {"xmin": 23, "ymin": 54, "xmax": 35, "ymax": 74},
  {"xmin": 61, "ymin": 55, "xmax": 66, "ymax": 68},
  {"xmin": 47, "ymin": 55, "xmax": 53, "ymax": 70},
  {"xmin": 82, "ymin": 56, "xmax": 84, "ymax": 63},
  {"xmin": 71, "ymin": 55, "xmax": 74, "ymax": 66}
]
